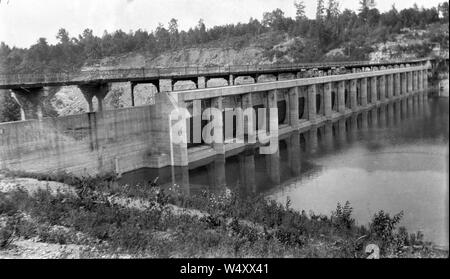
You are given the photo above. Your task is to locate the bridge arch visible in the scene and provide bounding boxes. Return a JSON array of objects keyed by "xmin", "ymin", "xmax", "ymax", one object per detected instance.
[
  {"xmin": 132, "ymin": 83, "xmax": 158, "ymax": 106},
  {"xmin": 173, "ymin": 79, "xmax": 197, "ymax": 91},
  {"xmin": 205, "ymin": 77, "xmax": 229, "ymax": 88},
  {"xmin": 234, "ymin": 75, "xmax": 257, "ymax": 85}
]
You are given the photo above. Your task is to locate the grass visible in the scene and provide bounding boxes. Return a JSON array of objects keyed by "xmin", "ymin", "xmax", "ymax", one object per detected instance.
[{"xmin": 0, "ymin": 171, "xmax": 448, "ymax": 258}]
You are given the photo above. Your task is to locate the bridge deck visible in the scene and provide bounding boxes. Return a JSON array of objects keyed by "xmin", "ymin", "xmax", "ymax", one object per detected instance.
[
  {"xmin": 176, "ymin": 65, "xmax": 430, "ymax": 101},
  {"xmin": 0, "ymin": 58, "xmax": 429, "ymax": 90}
]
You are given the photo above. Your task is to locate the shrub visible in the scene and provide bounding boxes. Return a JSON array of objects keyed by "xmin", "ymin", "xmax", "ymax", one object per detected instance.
[
  {"xmin": 331, "ymin": 201, "xmax": 355, "ymax": 231},
  {"xmin": 370, "ymin": 210, "xmax": 403, "ymax": 241},
  {"xmin": 0, "ymin": 224, "xmax": 14, "ymax": 249},
  {"xmin": 369, "ymin": 210, "xmax": 405, "ymax": 253}
]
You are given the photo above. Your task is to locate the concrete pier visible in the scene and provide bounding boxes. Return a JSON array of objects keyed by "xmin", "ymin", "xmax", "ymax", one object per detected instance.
[
  {"xmin": 361, "ymin": 78, "xmax": 368, "ymax": 107},
  {"xmin": 338, "ymin": 81, "xmax": 346, "ymax": 113},
  {"xmin": 288, "ymin": 87, "xmax": 300, "ymax": 127},
  {"xmin": 241, "ymin": 93, "xmax": 255, "ymax": 141},
  {"xmin": 308, "ymin": 85, "xmax": 317, "ymax": 122},
  {"xmin": 324, "ymin": 82, "xmax": 333, "ymax": 119},
  {"xmin": 379, "ymin": 75, "xmax": 386, "ymax": 102},
  {"xmin": 197, "ymin": 76, "xmax": 206, "ymax": 89},
  {"xmin": 408, "ymin": 72, "xmax": 413, "ymax": 93},
  {"xmin": 394, "ymin": 73, "xmax": 401, "ymax": 97},
  {"xmin": 387, "ymin": 74, "xmax": 394, "ymax": 99},
  {"xmin": 371, "ymin": 77, "xmax": 378, "ymax": 104},
  {"xmin": 401, "ymin": 72, "xmax": 407, "ymax": 96},
  {"xmin": 79, "ymin": 83, "xmax": 111, "ymax": 112},
  {"xmin": 210, "ymin": 96, "xmax": 225, "ymax": 154},
  {"xmin": 350, "ymin": 79, "xmax": 358, "ymax": 111}
]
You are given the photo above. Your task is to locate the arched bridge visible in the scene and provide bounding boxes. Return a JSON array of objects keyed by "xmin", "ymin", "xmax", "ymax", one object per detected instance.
[
  {"xmin": 0, "ymin": 57, "xmax": 441, "ymax": 121},
  {"xmin": 0, "ymin": 58, "xmax": 432, "ymax": 90}
]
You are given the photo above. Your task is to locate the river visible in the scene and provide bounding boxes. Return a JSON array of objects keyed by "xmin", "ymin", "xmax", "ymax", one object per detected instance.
[{"xmin": 120, "ymin": 92, "xmax": 449, "ymax": 248}]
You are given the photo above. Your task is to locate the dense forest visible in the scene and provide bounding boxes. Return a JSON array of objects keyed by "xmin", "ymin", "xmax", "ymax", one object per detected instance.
[{"xmin": 0, "ymin": 0, "xmax": 448, "ymax": 74}]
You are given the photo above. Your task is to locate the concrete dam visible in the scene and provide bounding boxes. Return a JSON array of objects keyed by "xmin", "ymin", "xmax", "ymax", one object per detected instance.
[{"xmin": 0, "ymin": 59, "xmax": 434, "ymax": 177}]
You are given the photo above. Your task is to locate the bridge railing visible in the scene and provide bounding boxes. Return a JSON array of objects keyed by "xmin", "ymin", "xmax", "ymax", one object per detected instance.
[
  {"xmin": 0, "ymin": 72, "xmax": 74, "ymax": 85},
  {"xmin": 0, "ymin": 58, "xmax": 430, "ymax": 86},
  {"xmin": 78, "ymin": 58, "xmax": 424, "ymax": 78}
]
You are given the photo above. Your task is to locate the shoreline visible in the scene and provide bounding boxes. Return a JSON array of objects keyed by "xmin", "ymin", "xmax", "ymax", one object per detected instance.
[{"xmin": 0, "ymin": 172, "xmax": 448, "ymax": 258}]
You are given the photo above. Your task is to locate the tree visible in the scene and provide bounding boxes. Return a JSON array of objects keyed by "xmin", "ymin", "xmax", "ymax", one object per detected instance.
[
  {"xmin": 56, "ymin": 28, "xmax": 70, "ymax": 45},
  {"xmin": 359, "ymin": 0, "xmax": 370, "ymax": 12},
  {"xmin": 0, "ymin": 2, "xmax": 444, "ymax": 76},
  {"xmin": 294, "ymin": 0, "xmax": 307, "ymax": 20},
  {"xmin": 78, "ymin": 29, "xmax": 102, "ymax": 61},
  {"xmin": 133, "ymin": 29, "xmax": 150, "ymax": 51},
  {"xmin": 358, "ymin": 0, "xmax": 371, "ymax": 21},
  {"xmin": 21, "ymin": 38, "xmax": 52, "ymax": 71},
  {"xmin": 247, "ymin": 17, "xmax": 264, "ymax": 35},
  {"xmin": 0, "ymin": 42, "xmax": 11, "ymax": 62},
  {"xmin": 366, "ymin": 8, "xmax": 380, "ymax": 26},
  {"xmin": 439, "ymin": 2, "xmax": 449, "ymax": 22},
  {"xmin": 262, "ymin": 9, "xmax": 287, "ymax": 30},
  {"xmin": 316, "ymin": 0, "xmax": 325, "ymax": 20},
  {"xmin": 196, "ymin": 19, "xmax": 208, "ymax": 43},
  {"xmin": 380, "ymin": 4, "xmax": 399, "ymax": 27},
  {"xmin": 155, "ymin": 23, "xmax": 170, "ymax": 50},
  {"xmin": 326, "ymin": 0, "xmax": 340, "ymax": 19},
  {"xmin": 168, "ymin": 18, "xmax": 179, "ymax": 35},
  {"xmin": 168, "ymin": 18, "xmax": 179, "ymax": 48}
]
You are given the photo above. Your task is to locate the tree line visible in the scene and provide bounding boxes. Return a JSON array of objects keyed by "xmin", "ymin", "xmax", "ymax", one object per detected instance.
[{"xmin": 0, "ymin": 1, "xmax": 448, "ymax": 73}]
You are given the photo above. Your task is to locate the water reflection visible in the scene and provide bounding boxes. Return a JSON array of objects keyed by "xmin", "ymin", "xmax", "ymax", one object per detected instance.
[{"xmin": 120, "ymin": 93, "xmax": 448, "ymax": 247}]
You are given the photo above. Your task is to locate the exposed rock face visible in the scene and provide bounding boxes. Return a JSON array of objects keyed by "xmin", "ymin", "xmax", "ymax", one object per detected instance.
[
  {"xmin": 83, "ymin": 46, "xmax": 269, "ymax": 71},
  {"xmin": 50, "ymin": 86, "xmax": 90, "ymax": 116},
  {"xmin": 49, "ymin": 83, "xmax": 156, "ymax": 116}
]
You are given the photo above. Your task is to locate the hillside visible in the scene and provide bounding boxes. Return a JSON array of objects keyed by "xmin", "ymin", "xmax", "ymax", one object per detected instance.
[
  {"xmin": 83, "ymin": 46, "xmax": 268, "ymax": 70},
  {"xmin": 2, "ymin": 23, "xmax": 448, "ymax": 121},
  {"xmin": 44, "ymin": 23, "xmax": 448, "ymax": 118},
  {"xmin": 86, "ymin": 24, "xmax": 449, "ymax": 71},
  {"xmin": 0, "ymin": 3, "xmax": 449, "ymax": 121}
]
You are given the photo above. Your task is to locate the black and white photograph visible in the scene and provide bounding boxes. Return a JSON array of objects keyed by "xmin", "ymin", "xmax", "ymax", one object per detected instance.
[{"xmin": 0, "ymin": 0, "xmax": 448, "ymax": 266}]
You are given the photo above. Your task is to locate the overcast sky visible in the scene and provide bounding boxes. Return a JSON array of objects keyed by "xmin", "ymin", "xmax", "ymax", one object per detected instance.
[{"xmin": 0, "ymin": 0, "xmax": 444, "ymax": 48}]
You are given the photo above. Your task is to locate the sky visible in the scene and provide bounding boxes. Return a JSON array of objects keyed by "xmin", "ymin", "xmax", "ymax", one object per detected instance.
[{"xmin": 0, "ymin": 0, "xmax": 445, "ymax": 48}]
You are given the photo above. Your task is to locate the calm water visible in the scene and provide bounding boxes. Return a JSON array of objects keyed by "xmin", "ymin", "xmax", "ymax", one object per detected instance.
[{"xmin": 120, "ymin": 93, "xmax": 449, "ymax": 247}]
